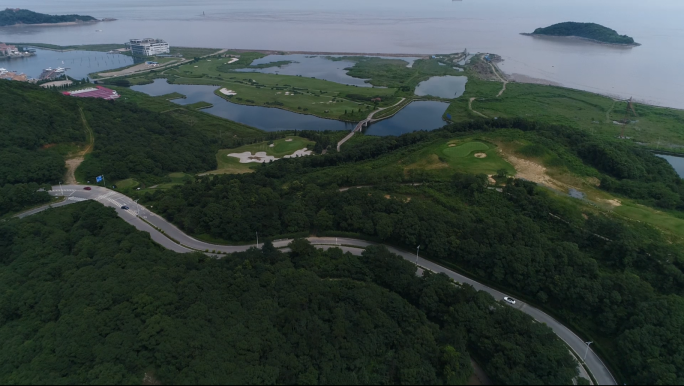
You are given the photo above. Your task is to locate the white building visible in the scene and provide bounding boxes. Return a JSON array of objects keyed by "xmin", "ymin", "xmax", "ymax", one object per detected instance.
[{"xmin": 128, "ymin": 38, "xmax": 170, "ymax": 57}]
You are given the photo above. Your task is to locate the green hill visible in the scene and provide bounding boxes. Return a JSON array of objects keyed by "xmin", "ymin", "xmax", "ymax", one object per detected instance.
[
  {"xmin": 528, "ymin": 22, "xmax": 638, "ymax": 45},
  {"xmin": 0, "ymin": 8, "xmax": 96, "ymax": 26}
]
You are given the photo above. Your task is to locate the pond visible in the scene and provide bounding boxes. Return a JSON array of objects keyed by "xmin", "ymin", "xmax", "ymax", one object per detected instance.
[
  {"xmin": 0, "ymin": 48, "xmax": 134, "ymax": 80},
  {"xmin": 132, "ymin": 79, "xmax": 353, "ymax": 132},
  {"xmin": 657, "ymin": 154, "xmax": 684, "ymax": 178},
  {"xmin": 414, "ymin": 76, "xmax": 468, "ymax": 99},
  {"xmin": 235, "ymin": 54, "xmax": 422, "ymax": 86},
  {"xmin": 132, "ymin": 79, "xmax": 450, "ymax": 136},
  {"xmin": 235, "ymin": 54, "xmax": 371, "ymax": 87},
  {"xmin": 364, "ymin": 101, "xmax": 450, "ymax": 136}
]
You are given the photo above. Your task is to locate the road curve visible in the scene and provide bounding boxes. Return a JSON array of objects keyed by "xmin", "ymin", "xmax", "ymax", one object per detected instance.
[{"xmin": 24, "ymin": 185, "xmax": 615, "ymax": 385}]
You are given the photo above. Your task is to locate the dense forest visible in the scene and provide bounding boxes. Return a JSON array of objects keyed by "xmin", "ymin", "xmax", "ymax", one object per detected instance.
[
  {"xmin": 139, "ymin": 118, "xmax": 684, "ymax": 384},
  {"xmin": 0, "ymin": 8, "xmax": 96, "ymax": 26},
  {"xmin": 76, "ymin": 102, "xmax": 216, "ymax": 183},
  {"xmin": 0, "ymin": 81, "xmax": 215, "ymax": 215},
  {"xmin": 0, "ymin": 202, "xmax": 578, "ymax": 384},
  {"xmin": 529, "ymin": 22, "xmax": 637, "ymax": 45}
]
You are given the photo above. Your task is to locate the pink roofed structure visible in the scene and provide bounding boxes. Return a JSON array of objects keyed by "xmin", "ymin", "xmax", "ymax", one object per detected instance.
[{"xmin": 62, "ymin": 86, "xmax": 120, "ymax": 100}]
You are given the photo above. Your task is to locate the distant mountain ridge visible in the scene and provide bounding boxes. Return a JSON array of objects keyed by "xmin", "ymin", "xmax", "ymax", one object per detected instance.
[
  {"xmin": 524, "ymin": 22, "xmax": 639, "ymax": 46},
  {"xmin": 0, "ymin": 8, "xmax": 97, "ymax": 26}
]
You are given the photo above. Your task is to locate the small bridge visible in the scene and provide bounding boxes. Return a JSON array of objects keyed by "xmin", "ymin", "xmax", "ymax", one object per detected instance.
[{"xmin": 336, "ymin": 98, "xmax": 407, "ymax": 152}]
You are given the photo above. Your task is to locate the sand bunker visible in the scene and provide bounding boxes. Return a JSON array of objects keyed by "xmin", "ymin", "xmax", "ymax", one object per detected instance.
[
  {"xmin": 474, "ymin": 153, "xmax": 487, "ymax": 158},
  {"xmin": 228, "ymin": 151, "xmax": 277, "ymax": 163},
  {"xmin": 285, "ymin": 139, "xmax": 293, "ymax": 142},
  {"xmin": 220, "ymin": 88, "xmax": 237, "ymax": 96},
  {"xmin": 228, "ymin": 148, "xmax": 312, "ymax": 164},
  {"xmin": 269, "ymin": 144, "xmax": 275, "ymax": 148},
  {"xmin": 284, "ymin": 149, "xmax": 312, "ymax": 158},
  {"xmin": 448, "ymin": 144, "xmax": 456, "ymax": 147}
]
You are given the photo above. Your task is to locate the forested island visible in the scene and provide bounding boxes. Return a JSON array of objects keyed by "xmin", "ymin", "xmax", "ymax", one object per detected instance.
[
  {"xmin": 0, "ymin": 8, "xmax": 97, "ymax": 26},
  {"xmin": 523, "ymin": 22, "xmax": 639, "ymax": 46}
]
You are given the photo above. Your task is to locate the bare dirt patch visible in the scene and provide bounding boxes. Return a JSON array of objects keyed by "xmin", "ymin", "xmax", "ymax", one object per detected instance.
[
  {"xmin": 64, "ymin": 108, "xmax": 95, "ymax": 184},
  {"xmin": 499, "ymin": 150, "xmax": 566, "ymax": 191},
  {"xmin": 64, "ymin": 157, "xmax": 83, "ymax": 184},
  {"xmin": 603, "ymin": 199, "xmax": 622, "ymax": 207},
  {"xmin": 474, "ymin": 153, "xmax": 487, "ymax": 158}
]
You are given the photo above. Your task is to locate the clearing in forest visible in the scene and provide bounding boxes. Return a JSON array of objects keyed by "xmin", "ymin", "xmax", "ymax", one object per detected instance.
[
  {"xmin": 403, "ymin": 140, "xmax": 515, "ymax": 177},
  {"xmin": 208, "ymin": 136, "xmax": 315, "ymax": 175},
  {"xmin": 64, "ymin": 108, "xmax": 95, "ymax": 184}
]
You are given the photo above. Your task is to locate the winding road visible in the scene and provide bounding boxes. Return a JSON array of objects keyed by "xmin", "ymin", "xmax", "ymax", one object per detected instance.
[{"xmin": 19, "ymin": 185, "xmax": 616, "ymax": 385}]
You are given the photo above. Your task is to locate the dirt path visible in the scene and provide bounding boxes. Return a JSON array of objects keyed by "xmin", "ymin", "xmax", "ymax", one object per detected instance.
[
  {"xmin": 64, "ymin": 108, "xmax": 94, "ymax": 184},
  {"xmin": 489, "ymin": 63, "xmax": 508, "ymax": 97},
  {"xmin": 606, "ymin": 99, "xmax": 617, "ymax": 123},
  {"xmin": 468, "ymin": 97, "xmax": 488, "ymax": 118}
]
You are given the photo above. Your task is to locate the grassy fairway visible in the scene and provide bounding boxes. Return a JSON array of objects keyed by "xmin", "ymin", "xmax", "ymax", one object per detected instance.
[
  {"xmin": 614, "ymin": 202, "xmax": 684, "ymax": 239},
  {"xmin": 448, "ymin": 55, "xmax": 684, "ymax": 151},
  {"xmin": 443, "ymin": 141, "xmax": 490, "ymax": 157},
  {"xmin": 210, "ymin": 136, "xmax": 315, "ymax": 175},
  {"xmin": 404, "ymin": 140, "xmax": 515, "ymax": 177},
  {"xmin": 158, "ymin": 72, "xmax": 398, "ymax": 121},
  {"xmin": 340, "ymin": 56, "xmax": 465, "ymax": 90}
]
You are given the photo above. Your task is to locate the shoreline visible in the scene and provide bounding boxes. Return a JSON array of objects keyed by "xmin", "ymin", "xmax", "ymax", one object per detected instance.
[
  {"xmin": 194, "ymin": 47, "xmax": 430, "ymax": 58},
  {"xmin": 520, "ymin": 33, "xmax": 641, "ymax": 47},
  {"xmin": 1, "ymin": 20, "xmax": 100, "ymax": 28}
]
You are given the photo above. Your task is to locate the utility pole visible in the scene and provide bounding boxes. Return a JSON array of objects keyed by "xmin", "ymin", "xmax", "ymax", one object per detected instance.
[
  {"xmin": 416, "ymin": 245, "xmax": 420, "ymax": 265},
  {"xmin": 59, "ymin": 181, "xmax": 63, "ymax": 195},
  {"xmin": 135, "ymin": 199, "xmax": 140, "ymax": 215},
  {"xmin": 256, "ymin": 232, "xmax": 259, "ymax": 248},
  {"xmin": 583, "ymin": 341, "xmax": 593, "ymax": 361}
]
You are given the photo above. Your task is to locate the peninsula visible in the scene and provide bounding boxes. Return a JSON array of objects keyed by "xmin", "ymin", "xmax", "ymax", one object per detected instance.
[
  {"xmin": 0, "ymin": 8, "xmax": 97, "ymax": 27},
  {"xmin": 523, "ymin": 22, "xmax": 639, "ymax": 46}
]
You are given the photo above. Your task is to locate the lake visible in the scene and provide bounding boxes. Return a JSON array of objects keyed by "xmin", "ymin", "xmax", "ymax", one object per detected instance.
[
  {"xmin": 657, "ymin": 154, "xmax": 684, "ymax": 178},
  {"xmin": 415, "ymin": 76, "xmax": 468, "ymax": 99},
  {"xmin": 236, "ymin": 54, "xmax": 422, "ymax": 87},
  {"xmin": 235, "ymin": 54, "xmax": 372, "ymax": 87},
  {"xmin": 132, "ymin": 79, "xmax": 448, "ymax": 136},
  {"xmin": 364, "ymin": 101, "xmax": 449, "ymax": 136},
  {"xmin": 131, "ymin": 79, "xmax": 353, "ymax": 132},
  {"xmin": 5, "ymin": 0, "xmax": 683, "ymax": 109},
  {"xmin": 0, "ymin": 48, "xmax": 133, "ymax": 79}
]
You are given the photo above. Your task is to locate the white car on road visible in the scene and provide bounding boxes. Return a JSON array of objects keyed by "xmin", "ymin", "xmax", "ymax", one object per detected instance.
[{"xmin": 503, "ymin": 296, "xmax": 517, "ymax": 305}]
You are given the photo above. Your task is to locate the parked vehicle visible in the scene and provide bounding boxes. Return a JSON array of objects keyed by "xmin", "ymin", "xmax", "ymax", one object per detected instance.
[
  {"xmin": 83, "ymin": 187, "xmax": 92, "ymax": 190},
  {"xmin": 503, "ymin": 297, "xmax": 517, "ymax": 305}
]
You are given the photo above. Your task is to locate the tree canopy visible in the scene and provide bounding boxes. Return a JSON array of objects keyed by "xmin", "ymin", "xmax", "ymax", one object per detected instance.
[
  {"xmin": 0, "ymin": 202, "xmax": 579, "ymax": 384},
  {"xmin": 0, "ymin": 81, "xmax": 216, "ymax": 215},
  {"xmin": 0, "ymin": 9, "xmax": 96, "ymax": 26},
  {"xmin": 140, "ymin": 118, "xmax": 684, "ymax": 384}
]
